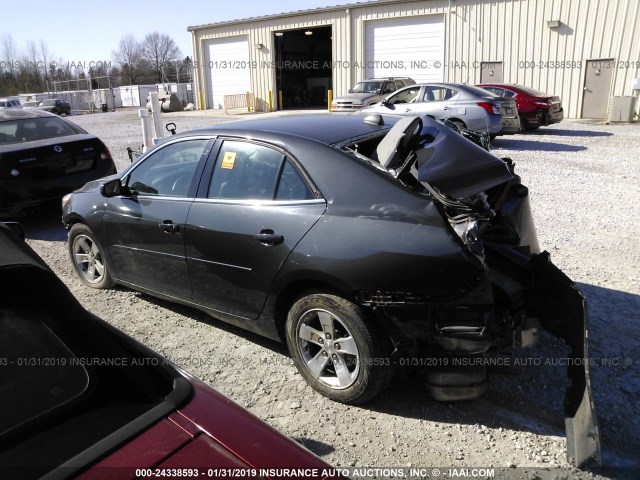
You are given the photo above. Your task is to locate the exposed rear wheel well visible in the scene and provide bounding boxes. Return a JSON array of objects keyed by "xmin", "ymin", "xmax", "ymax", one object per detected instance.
[{"xmin": 274, "ymin": 280, "xmax": 348, "ymax": 343}]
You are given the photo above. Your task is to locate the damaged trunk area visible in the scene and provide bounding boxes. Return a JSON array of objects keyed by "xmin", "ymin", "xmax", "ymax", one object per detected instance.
[{"xmin": 348, "ymin": 115, "xmax": 600, "ymax": 467}]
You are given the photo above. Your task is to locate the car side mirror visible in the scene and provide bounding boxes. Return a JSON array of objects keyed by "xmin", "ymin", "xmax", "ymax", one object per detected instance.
[
  {"xmin": 101, "ymin": 178, "xmax": 124, "ymax": 198},
  {"xmin": 381, "ymin": 98, "xmax": 389, "ymax": 107}
]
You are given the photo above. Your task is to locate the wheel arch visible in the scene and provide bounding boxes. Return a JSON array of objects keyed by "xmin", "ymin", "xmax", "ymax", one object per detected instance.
[
  {"xmin": 64, "ymin": 212, "xmax": 86, "ymax": 230},
  {"xmin": 448, "ymin": 118, "xmax": 467, "ymax": 128},
  {"xmin": 273, "ymin": 279, "xmax": 348, "ymax": 343},
  {"xmin": 270, "ymin": 273, "xmax": 395, "ymax": 348}
]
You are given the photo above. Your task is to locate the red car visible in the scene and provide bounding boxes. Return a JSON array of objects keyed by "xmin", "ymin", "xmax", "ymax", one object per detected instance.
[
  {"xmin": 477, "ymin": 83, "xmax": 564, "ymax": 130},
  {"xmin": 0, "ymin": 222, "xmax": 338, "ymax": 480}
]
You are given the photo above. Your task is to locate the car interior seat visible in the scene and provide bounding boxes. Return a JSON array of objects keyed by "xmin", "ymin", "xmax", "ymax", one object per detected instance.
[{"xmin": 371, "ymin": 116, "xmax": 423, "ymax": 171}]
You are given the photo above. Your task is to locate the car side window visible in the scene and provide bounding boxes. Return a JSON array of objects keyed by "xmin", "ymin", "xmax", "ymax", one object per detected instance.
[
  {"xmin": 126, "ymin": 139, "xmax": 209, "ymax": 197},
  {"xmin": 388, "ymin": 87, "xmax": 420, "ymax": 105},
  {"xmin": 423, "ymin": 87, "xmax": 453, "ymax": 102},
  {"xmin": 208, "ymin": 141, "xmax": 313, "ymax": 201},
  {"xmin": 276, "ymin": 160, "xmax": 315, "ymax": 200},
  {"xmin": 445, "ymin": 88, "xmax": 458, "ymax": 100}
]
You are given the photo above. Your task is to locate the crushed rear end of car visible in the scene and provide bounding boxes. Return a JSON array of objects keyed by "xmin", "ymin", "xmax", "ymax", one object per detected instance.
[{"xmin": 353, "ymin": 116, "xmax": 600, "ymax": 467}]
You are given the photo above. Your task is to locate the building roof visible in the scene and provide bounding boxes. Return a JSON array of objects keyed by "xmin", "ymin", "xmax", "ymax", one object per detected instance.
[{"xmin": 187, "ymin": 0, "xmax": 409, "ymax": 31}]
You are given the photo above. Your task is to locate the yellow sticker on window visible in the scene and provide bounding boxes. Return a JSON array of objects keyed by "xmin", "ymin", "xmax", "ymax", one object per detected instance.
[{"xmin": 221, "ymin": 151, "xmax": 236, "ymax": 169}]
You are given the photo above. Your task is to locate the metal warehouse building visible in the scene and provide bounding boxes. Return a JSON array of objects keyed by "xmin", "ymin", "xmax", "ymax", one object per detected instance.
[{"xmin": 188, "ymin": 0, "xmax": 640, "ymax": 119}]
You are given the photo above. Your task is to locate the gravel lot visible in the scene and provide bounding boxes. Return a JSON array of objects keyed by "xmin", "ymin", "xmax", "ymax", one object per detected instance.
[{"xmin": 19, "ymin": 108, "xmax": 639, "ymax": 479}]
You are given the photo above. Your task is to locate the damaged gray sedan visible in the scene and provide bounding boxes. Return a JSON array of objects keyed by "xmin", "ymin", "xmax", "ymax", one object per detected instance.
[{"xmin": 63, "ymin": 114, "xmax": 600, "ymax": 467}]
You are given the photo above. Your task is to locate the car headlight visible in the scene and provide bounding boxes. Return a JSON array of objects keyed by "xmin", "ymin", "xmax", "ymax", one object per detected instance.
[
  {"xmin": 448, "ymin": 214, "xmax": 485, "ymax": 258},
  {"xmin": 62, "ymin": 193, "xmax": 72, "ymax": 210}
]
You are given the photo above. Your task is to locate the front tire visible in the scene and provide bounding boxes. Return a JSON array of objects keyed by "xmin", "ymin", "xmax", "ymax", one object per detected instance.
[
  {"xmin": 286, "ymin": 293, "xmax": 394, "ymax": 404},
  {"xmin": 69, "ymin": 223, "xmax": 114, "ymax": 289}
]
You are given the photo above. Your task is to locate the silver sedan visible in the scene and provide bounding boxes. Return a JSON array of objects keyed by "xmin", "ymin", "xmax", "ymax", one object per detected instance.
[{"xmin": 360, "ymin": 83, "xmax": 520, "ymax": 136}]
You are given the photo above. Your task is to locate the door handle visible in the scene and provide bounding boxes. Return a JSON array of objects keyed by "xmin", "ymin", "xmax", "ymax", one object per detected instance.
[
  {"xmin": 443, "ymin": 106, "xmax": 450, "ymax": 110},
  {"xmin": 255, "ymin": 229, "xmax": 284, "ymax": 246},
  {"xmin": 159, "ymin": 220, "xmax": 180, "ymax": 233}
]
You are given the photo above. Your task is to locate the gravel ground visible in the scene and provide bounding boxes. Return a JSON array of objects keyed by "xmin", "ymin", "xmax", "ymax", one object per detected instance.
[{"xmin": 18, "ymin": 108, "xmax": 640, "ymax": 479}]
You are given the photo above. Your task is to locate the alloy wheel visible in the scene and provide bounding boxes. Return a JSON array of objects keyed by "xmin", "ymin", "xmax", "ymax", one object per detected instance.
[
  {"xmin": 72, "ymin": 234, "xmax": 106, "ymax": 284},
  {"xmin": 296, "ymin": 308, "xmax": 360, "ymax": 389}
]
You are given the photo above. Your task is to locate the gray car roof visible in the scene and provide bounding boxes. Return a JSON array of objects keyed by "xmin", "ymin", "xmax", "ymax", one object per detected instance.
[{"xmin": 186, "ymin": 114, "xmax": 398, "ymax": 145}]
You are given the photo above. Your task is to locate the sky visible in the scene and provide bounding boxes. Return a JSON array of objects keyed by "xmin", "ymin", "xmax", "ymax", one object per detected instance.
[{"xmin": 1, "ymin": 0, "xmax": 353, "ymax": 67}]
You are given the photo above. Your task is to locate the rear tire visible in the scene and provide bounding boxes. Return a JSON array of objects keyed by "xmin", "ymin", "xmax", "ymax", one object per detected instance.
[
  {"xmin": 68, "ymin": 223, "xmax": 114, "ymax": 289},
  {"xmin": 286, "ymin": 293, "xmax": 394, "ymax": 404}
]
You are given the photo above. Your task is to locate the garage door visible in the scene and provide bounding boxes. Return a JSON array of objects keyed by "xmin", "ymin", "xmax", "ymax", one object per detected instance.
[
  {"xmin": 204, "ymin": 36, "xmax": 250, "ymax": 109},
  {"xmin": 365, "ymin": 15, "xmax": 445, "ymax": 83}
]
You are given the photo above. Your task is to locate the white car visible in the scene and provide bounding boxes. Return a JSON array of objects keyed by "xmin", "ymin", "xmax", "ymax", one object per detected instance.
[{"xmin": 0, "ymin": 98, "xmax": 22, "ymax": 109}]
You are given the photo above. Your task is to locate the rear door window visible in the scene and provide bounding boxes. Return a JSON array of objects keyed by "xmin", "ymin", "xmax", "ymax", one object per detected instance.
[
  {"xmin": 208, "ymin": 140, "xmax": 313, "ymax": 201},
  {"xmin": 423, "ymin": 87, "xmax": 457, "ymax": 102}
]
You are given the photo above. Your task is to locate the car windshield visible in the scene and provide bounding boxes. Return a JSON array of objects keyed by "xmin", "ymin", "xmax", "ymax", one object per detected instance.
[
  {"xmin": 0, "ymin": 117, "xmax": 81, "ymax": 145},
  {"xmin": 39, "ymin": 100, "xmax": 57, "ymax": 106},
  {"xmin": 0, "ymin": 101, "xmax": 7, "ymax": 107},
  {"xmin": 351, "ymin": 81, "xmax": 384, "ymax": 94}
]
